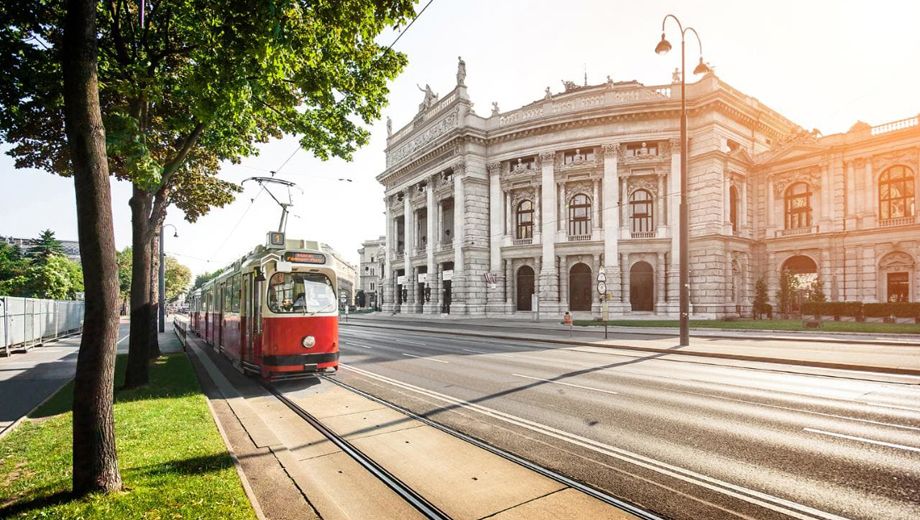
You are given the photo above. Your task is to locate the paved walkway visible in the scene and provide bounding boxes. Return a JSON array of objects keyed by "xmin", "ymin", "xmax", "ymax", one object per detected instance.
[
  {"xmin": 345, "ymin": 314, "xmax": 920, "ymax": 378},
  {"xmin": 1, "ymin": 318, "xmax": 182, "ymax": 438}
]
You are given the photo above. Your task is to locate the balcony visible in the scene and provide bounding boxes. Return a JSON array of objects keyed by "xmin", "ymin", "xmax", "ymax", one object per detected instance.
[
  {"xmin": 880, "ymin": 216, "xmax": 916, "ymax": 227},
  {"xmin": 512, "ymin": 237, "xmax": 533, "ymax": 246},
  {"xmin": 630, "ymin": 231, "xmax": 656, "ymax": 239},
  {"xmin": 567, "ymin": 234, "xmax": 592, "ymax": 242},
  {"xmin": 438, "ymin": 242, "xmax": 453, "ymax": 253}
]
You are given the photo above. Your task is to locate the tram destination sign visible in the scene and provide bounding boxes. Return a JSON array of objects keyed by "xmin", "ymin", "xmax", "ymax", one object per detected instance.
[{"xmin": 284, "ymin": 252, "xmax": 326, "ymax": 264}]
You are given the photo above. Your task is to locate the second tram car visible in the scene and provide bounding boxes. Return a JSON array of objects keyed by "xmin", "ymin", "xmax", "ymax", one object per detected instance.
[{"xmin": 188, "ymin": 236, "xmax": 339, "ymax": 379}]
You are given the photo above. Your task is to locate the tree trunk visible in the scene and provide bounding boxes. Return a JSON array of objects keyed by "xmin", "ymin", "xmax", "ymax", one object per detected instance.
[
  {"xmin": 62, "ymin": 0, "xmax": 123, "ymax": 495},
  {"xmin": 123, "ymin": 187, "xmax": 153, "ymax": 388},
  {"xmin": 148, "ymin": 232, "xmax": 161, "ymax": 359}
]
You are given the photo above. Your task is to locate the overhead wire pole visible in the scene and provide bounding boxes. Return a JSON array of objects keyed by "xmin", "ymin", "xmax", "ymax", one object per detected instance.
[{"xmin": 656, "ymin": 14, "xmax": 711, "ymax": 347}]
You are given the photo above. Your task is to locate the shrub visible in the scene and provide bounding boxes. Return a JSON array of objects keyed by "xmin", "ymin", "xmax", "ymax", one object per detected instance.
[
  {"xmin": 864, "ymin": 302, "xmax": 920, "ymax": 318},
  {"xmin": 821, "ymin": 301, "xmax": 863, "ymax": 318},
  {"xmin": 801, "ymin": 301, "xmax": 822, "ymax": 316}
]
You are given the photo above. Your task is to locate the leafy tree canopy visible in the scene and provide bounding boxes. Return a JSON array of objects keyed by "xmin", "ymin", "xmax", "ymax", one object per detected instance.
[
  {"xmin": 1, "ymin": 0, "xmax": 416, "ymax": 225},
  {"xmin": 29, "ymin": 229, "xmax": 66, "ymax": 263},
  {"xmin": 164, "ymin": 256, "xmax": 191, "ymax": 301},
  {"xmin": 192, "ymin": 269, "xmax": 222, "ymax": 290}
]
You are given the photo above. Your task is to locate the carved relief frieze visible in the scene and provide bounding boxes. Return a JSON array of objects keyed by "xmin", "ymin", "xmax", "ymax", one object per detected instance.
[
  {"xmin": 879, "ymin": 251, "xmax": 915, "ymax": 271},
  {"xmin": 871, "ymin": 148, "xmax": 919, "ymax": 173},
  {"xmin": 564, "ymin": 180, "xmax": 594, "ymax": 202},
  {"xmin": 387, "ymin": 110, "xmax": 459, "ymax": 168},
  {"xmin": 627, "ymin": 175, "xmax": 658, "ymax": 197},
  {"xmin": 510, "ymin": 187, "xmax": 537, "ymax": 208},
  {"xmin": 770, "ymin": 165, "xmax": 822, "ymax": 197}
]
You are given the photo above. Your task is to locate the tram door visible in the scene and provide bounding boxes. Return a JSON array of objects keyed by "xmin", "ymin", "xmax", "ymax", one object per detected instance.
[
  {"xmin": 241, "ymin": 273, "xmax": 255, "ymax": 365},
  {"xmin": 217, "ymin": 282, "xmax": 225, "ymax": 350}
]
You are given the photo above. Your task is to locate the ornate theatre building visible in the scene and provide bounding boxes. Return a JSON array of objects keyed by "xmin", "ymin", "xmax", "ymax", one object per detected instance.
[{"xmin": 377, "ymin": 59, "xmax": 920, "ymax": 318}]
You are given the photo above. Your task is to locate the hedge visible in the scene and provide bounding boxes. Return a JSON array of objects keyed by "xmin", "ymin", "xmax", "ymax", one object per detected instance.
[
  {"xmin": 803, "ymin": 301, "xmax": 920, "ymax": 319},
  {"xmin": 863, "ymin": 302, "xmax": 920, "ymax": 318}
]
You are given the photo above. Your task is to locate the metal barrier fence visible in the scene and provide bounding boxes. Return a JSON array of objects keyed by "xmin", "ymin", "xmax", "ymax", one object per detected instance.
[{"xmin": 0, "ymin": 297, "xmax": 84, "ymax": 356}]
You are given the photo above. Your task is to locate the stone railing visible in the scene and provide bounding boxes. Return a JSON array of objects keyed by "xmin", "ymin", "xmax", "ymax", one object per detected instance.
[
  {"xmin": 438, "ymin": 242, "xmax": 453, "ymax": 253},
  {"xmin": 512, "ymin": 238, "xmax": 533, "ymax": 246},
  {"xmin": 631, "ymin": 231, "xmax": 656, "ymax": 239},
  {"xmin": 871, "ymin": 115, "xmax": 919, "ymax": 136},
  {"xmin": 567, "ymin": 234, "xmax": 592, "ymax": 242},
  {"xmin": 880, "ymin": 216, "xmax": 917, "ymax": 227}
]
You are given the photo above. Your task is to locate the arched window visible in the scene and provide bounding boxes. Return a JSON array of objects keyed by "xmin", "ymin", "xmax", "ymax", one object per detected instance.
[
  {"xmin": 729, "ymin": 185, "xmax": 739, "ymax": 232},
  {"xmin": 516, "ymin": 200, "xmax": 534, "ymax": 239},
  {"xmin": 568, "ymin": 194, "xmax": 591, "ymax": 236},
  {"xmin": 629, "ymin": 189, "xmax": 654, "ymax": 233},
  {"xmin": 784, "ymin": 182, "xmax": 812, "ymax": 229},
  {"xmin": 879, "ymin": 165, "xmax": 915, "ymax": 221}
]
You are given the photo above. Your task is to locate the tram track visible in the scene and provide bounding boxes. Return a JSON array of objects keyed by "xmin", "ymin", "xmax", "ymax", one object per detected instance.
[
  {"xmin": 319, "ymin": 374, "xmax": 664, "ymax": 520},
  {"xmin": 262, "ymin": 380, "xmax": 451, "ymax": 520}
]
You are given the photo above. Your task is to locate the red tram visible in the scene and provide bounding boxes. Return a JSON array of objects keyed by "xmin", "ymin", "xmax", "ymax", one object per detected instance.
[{"xmin": 188, "ymin": 235, "xmax": 339, "ymax": 379}]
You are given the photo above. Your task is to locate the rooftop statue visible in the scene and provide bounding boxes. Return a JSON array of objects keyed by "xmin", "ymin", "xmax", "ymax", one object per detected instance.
[
  {"xmin": 386, "ymin": 116, "xmax": 392, "ymax": 136},
  {"xmin": 416, "ymin": 83, "xmax": 438, "ymax": 112},
  {"xmin": 457, "ymin": 56, "xmax": 466, "ymax": 86}
]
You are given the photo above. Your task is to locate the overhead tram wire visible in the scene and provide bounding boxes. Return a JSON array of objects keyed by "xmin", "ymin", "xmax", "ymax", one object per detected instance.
[
  {"xmin": 383, "ymin": 0, "xmax": 436, "ymax": 55},
  {"xmin": 211, "ymin": 188, "xmax": 265, "ymax": 260}
]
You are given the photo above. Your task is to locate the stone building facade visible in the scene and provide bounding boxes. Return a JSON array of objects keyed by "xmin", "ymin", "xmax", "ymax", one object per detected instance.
[
  {"xmin": 357, "ymin": 236, "xmax": 386, "ymax": 309},
  {"xmin": 377, "ymin": 60, "xmax": 920, "ymax": 318}
]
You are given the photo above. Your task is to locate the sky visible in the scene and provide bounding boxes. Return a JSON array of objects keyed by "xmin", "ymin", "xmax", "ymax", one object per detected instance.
[{"xmin": 1, "ymin": 0, "xmax": 918, "ymax": 275}]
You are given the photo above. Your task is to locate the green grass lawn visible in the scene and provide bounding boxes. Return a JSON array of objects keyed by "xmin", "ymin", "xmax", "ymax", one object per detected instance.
[
  {"xmin": 573, "ymin": 319, "xmax": 920, "ymax": 334},
  {"xmin": 0, "ymin": 354, "xmax": 255, "ymax": 519}
]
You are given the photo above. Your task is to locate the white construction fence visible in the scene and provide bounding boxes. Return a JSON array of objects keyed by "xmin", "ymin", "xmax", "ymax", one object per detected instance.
[{"xmin": 0, "ymin": 297, "xmax": 84, "ymax": 356}]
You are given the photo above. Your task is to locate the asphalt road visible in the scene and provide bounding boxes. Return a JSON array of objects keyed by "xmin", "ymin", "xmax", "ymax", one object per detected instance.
[{"xmin": 335, "ymin": 324, "xmax": 920, "ymax": 520}]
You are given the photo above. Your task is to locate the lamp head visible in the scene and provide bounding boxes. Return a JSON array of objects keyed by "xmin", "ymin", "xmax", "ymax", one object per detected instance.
[
  {"xmin": 693, "ymin": 57, "xmax": 711, "ymax": 75},
  {"xmin": 655, "ymin": 33, "xmax": 672, "ymax": 54},
  {"xmin": 173, "ymin": 232, "xmax": 178, "ymax": 238}
]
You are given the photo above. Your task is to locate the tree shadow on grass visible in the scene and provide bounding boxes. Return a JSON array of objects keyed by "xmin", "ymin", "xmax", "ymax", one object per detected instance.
[
  {"xmin": 129, "ymin": 453, "xmax": 234, "ymax": 478},
  {"xmin": 0, "ymin": 489, "xmax": 74, "ymax": 518},
  {"xmin": 30, "ymin": 353, "xmax": 202, "ymax": 419}
]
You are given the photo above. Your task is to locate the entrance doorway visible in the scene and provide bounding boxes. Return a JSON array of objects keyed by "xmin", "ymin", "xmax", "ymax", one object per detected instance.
[
  {"xmin": 516, "ymin": 265, "xmax": 535, "ymax": 311},
  {"xmin": 569, "ymin": 263, "xmax": 592, "ymax": 311},
  {"xmin": 630, "ymin": 261, "xmax": 654, "ymax": 311}
]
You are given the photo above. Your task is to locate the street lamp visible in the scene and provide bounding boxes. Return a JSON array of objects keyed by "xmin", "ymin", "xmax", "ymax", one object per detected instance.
[
  {"xmin": 655, "ymin": 14, "xmax": 711, "ymax": 347},
  {"xmin": 159, "ymin": 223, "xmax": 178, "ymax": 333}
]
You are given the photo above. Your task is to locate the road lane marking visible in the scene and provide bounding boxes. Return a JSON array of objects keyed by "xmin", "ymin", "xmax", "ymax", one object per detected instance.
[
  {"xmin": 343, "ymin": 363, "xmax": 852, "ymax": 520},
  {"xmin": 512, "ymin": 373, "xmax": 620, "ymax": 396},
  {"xmin": 401, "ymin": 353, "xmax": 448, "ymax": 364},
  {"xmin": 462, "ymin": 348, "xmax": 488, "ymax": 354},
  {"xmin": 803, "ymin": 428, "xmax": 920, "ymax": 453},
  {"xmin": 117, "ymin": 334, "xmax": 129, "ymax": 344},
  {"xmin": 855, "ymin": 402, "xmax": 920, "ymax": 415}
]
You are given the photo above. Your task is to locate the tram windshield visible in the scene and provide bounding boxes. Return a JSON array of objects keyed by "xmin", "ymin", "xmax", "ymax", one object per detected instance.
[{"xmin": 267, "ymin": 272, "xmax": 336, "ymax": 314}]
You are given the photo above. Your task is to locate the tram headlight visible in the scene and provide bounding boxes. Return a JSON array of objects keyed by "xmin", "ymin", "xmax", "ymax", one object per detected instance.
[{"xmin": 302, "ymin": 335, "xmax": 316, "ymax": 349}]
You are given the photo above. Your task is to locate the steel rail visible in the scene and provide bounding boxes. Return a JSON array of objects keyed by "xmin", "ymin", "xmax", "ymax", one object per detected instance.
[
  {"xmin": 262, "ymin": 382, "xmax": 452, "ymax": 520},
  {"xmin": 323, "ymin": 375, "xmax": 664, "ymax": 520}
]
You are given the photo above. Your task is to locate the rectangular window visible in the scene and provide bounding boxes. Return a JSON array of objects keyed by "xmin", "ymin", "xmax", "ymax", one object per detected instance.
[
  {"xmin": 888, "ymin": 272, "xmax": 909, "ymax": 303},
  {"xmin": 231, "ymin": 274, "xmax": 241, "ymax": 313},
  {"xmin": 370, "ymin": 283, "xmax": 375, "ymax": 291}
]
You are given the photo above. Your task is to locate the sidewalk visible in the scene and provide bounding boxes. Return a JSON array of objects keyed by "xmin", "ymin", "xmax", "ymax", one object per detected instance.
[
  {"xmin": 182, "ymin": 328, "xmax": 641, "ymax": 520},
  {"xmin": 344, "ymin": 314, "xmax": 920, "ymax": 378}
]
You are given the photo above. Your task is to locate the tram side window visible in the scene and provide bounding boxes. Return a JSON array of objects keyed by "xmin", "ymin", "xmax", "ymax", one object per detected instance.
[
  {"xmin": 231, "ymin": 275, "xmax": 241, "ymax": 313},
  {"xmin": 222, "ymin": 282, "xmax": 232, "ymax": 313},
  {"xmin": 267, "ymin": 272, "xmax": 337, "ymax": 314}
]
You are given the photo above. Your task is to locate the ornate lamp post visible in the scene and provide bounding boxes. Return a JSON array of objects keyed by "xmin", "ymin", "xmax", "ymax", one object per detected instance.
[
  {"xmin": 655, "ymin": 15, "xmax": 711, "ymax": 346},
  {"xmin": 159, "ymin": 224, "xmax": 178, "ymax": 332}
]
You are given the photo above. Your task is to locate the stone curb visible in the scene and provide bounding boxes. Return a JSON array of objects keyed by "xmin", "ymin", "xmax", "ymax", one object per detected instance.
[{"xmin": 343, "ymin": 322, "xmax": 920, "ymax": 377}]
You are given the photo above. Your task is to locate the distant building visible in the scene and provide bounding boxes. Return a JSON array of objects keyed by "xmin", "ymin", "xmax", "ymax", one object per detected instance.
[
  {"xmin": 320, "ymin": 243, "xmax": 357, "ymax": 307},
  {"xmin": 377, "ymin": 61, "xmax": 920, "ymax": 318},
  {"xmin": 2, "ymin": 235, "xmax": 81, "ymax": 262},
  {"xmin": 357, "ymin": 236, "xmax": 386, "ymax": 309}
]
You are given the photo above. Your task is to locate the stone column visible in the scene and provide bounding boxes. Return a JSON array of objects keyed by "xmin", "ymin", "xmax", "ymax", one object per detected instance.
[
  {"xmin": 558, "ymin": 183, "xmax": 565, "ymax": 233},
  {"xmin": 504, "ymin": 190, "xmax": 512, "ymax": 237},
  {"xmin": 767, "ymin": 180, "xmax": 775, "ymax": 229},
  {"xmin": 539, "ymin": 151, "xmax": 559, "ymax": 315},
  {"xmin": 402, "ymin": 189, "xmax": 415, "ymax": 312},
  {"xmin": 620, "ymin": 176, "xmax": 629, "ymax": 235},
  {"xmin": 722, "ymin": 174, "xmax": 731, "ymax": 234},
  {"xmin": 602, "ymin": 143, "xmax": 622, "ymax": 310},
  {"xmin": 505, "ymin": 259, "xmax": 514, "ymax": 307},
  {"xmin": 534, "ymin": 188, "xmax": 541, "ymax": 242},
  {"xmin": 865, "ymin": 160, "xmax": 877, "ymax": 227},
  {"xmin": 656, "ymin": 251, "xmax": 667, "ymax": 314},
  {"xmin": 381, "ymin": 198, "xmax": 394, "ymax": 313},
  {"xmin": 425, "ymin": 180, "xmax": 439, "ymax": 314},
  {"xmin": 668, "ymin": 138, "xmax": 680, "ymax": 309},
  {"xmin": 657, "ymin": 174, "xmax": 667, "ymax": 237},
  {"xmin": 592, "ymin": 179, "xmax": 600, "ymax": 237},
  {"xmin": 741, "ymin": 181, "xmax": 748, "ymax": 228},
  {"xmin": 452, "ymin": 163, "xmax": 467, "ymax": 314},
  {"xmin": 487, "ymin": 162, "xmax": 506, "ymax": 314}
]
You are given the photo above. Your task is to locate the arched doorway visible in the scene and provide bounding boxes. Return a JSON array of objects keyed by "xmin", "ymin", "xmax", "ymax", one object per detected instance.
[
  {"xmin": 630, "ymin": 261, "xmax": 654, "ymax": 311},
  {"xmin": 779, "ymin": 255, "xmax": 818, "ymax": 313},
  {"xmin": 569, "ymin": 263, "xmax": 592, "ymax": 311},
  {"xmin": 516, "ymin": 265, "xmax": 535, "ymax": 311}
]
